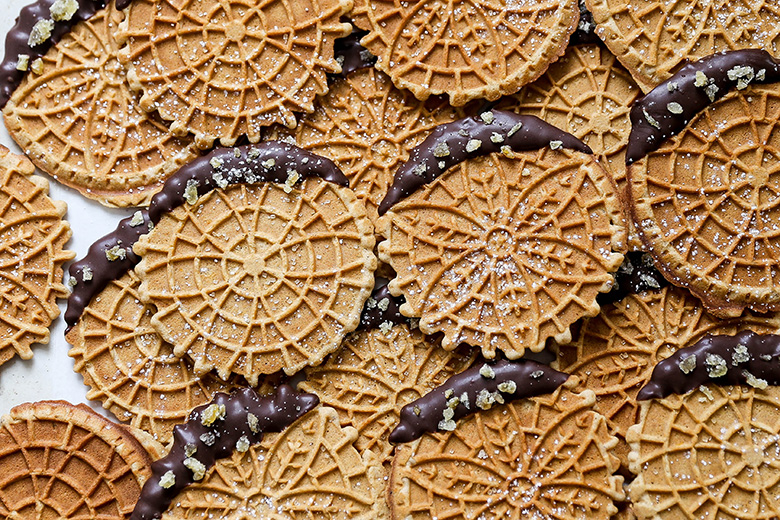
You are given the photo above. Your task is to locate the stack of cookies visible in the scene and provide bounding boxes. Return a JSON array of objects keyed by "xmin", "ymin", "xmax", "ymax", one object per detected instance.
[{"xmin": 2, "ymin": 0, "xmax": 780, "ymax": 519}]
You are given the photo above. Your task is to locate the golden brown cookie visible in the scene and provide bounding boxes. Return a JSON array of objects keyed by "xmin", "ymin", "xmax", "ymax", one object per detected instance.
[
  {"xmin": 378, "ymin": 146, "xmax": 625, "ymax": 359},
  {"xmin": 630, "ymin": 83, "xmax": 780, "ymax": 317},
  {"xmin": 160, "ymin": 406, "xmax": 385, "ymax": 520},
  {"xmin": 135, "ymin": 178, "xmax": 377, "ymax": 384},
  {"xmin": 0, "ymin": 400, "xmax": 154, "ymax": 519},
  {"xmin": 0, "ymin": 146, "xmax": 73, "ymax": 369},
  {"xmin": 628, "ymin": 385, "xmax": 780, "ymax": 520},
  {"xmin": 269, "ymin": 66, "xmax": 461, "ymax": 229},
  {"xmin": 586, "ymin": 0, "xmax": 780, "ymax": 91},
  {"xmin": 3, "ymin": 1, "xmax": 198, "ymax": 208},
  {"xmin": 390, "ymin": 387, "xmax": 625, "ymax": 519},
  {"xmin": 300, "ymin": 323, "xmax": 476, "ymax": 465},
  {"xmin": 66, "ymin": 269, "xmax": 239, "ymax": 444},
  {"xmin": 556, "ymin": 285, "xmax": 780, "ymax": 469},
  {"xmin": 351, "ymin": 0, "xmax": 579, "ymax": 106},
  {"xmin": 119, "ymin": 0, "xmax": 352, "ymax": 148}
]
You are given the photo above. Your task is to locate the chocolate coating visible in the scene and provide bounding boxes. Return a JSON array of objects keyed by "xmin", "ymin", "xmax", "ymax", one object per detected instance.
[
  {"xmin": 0, "ymin": 0, "xmax": 105, "ymax": 108},
  {"xmin": 626, "ymin": 50, "xmax": 780, "ymax": 164},
  {"xmin": 359, "ymin": 277, "xmax": 407, "ymax": 330},
  {"xmin": 378, "ymin": 111, "xmax": 591, "ymax": 214},
  {"xmin": 64, "ymin": 210, "xmax": 151, "ymax": 332},
  {"xmin": 333, "ymin": 28, "xmax": 375, "ymax": 77},
  {"xmin": 389, "ymin": 359, "xmax": 569, "ymax": 444},
  {"xmin": 597, "ymin": 252, "xmax": 668, "ymax": 305},
  {"xmin": 148, "ymin": 141, "xmax": 349, "ymax": 224},
  {"xmin": 130, "ymin": 385, "xmax": 319, "ymax": 520},
  {"xmin": 116, "ymin": 0, "xmax": 130, "ymax": 8},
  {"xmin": 569, "ymin": 0, "xmax": 600, "ymax": 46},
  {"xmin": 637, "ymin": 331, "xmax": 780, "ymax": 400}
]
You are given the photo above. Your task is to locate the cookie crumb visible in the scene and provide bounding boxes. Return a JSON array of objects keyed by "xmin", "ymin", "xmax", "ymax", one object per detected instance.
[
  {"xmin": 183, "ymin": 457, "xmax": 206, "ymax": 481},
  {"xmin": 105, "ymin": 245, "xmax": 126, "ymax": 261},
  {"xmin": 159, "ymin": 470, "xmax": 176, "ymax": 489},
  {"xmin": 466, "ymin": 139, "xmax": 482, "ymax": 153},
  {"xmin": 200, "ymin": 403, "xmax": 226, "ymax": 426},
  {"xmin": 81, "ymin": 266, "xmax": 93, "ymax": 282},
  {"xmin": 235, "ymin": 435, "xmax": 250, "ymax": 453},
  {"xmin": 28, "ymin": 19, "xmax": 55, "ymax": 47},
  {"xmin": 129, "ymin": 210, "xmax": 144, "ymax": 227},
  {"xmin": 184, "ymin": 179, "xmax": 199, "ymax": 205}
]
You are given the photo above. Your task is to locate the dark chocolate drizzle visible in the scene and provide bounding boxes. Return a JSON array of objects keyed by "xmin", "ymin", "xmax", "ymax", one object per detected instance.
[
  {"xmin": 626, "ymin": 50, "xmax": 780, "ymax": 164},
  {"xmin": 597, "ymin": 252, "xmax": 668, "ymax": 305},
  {"xmin": 359, "ymin": 277, "xmax": 407, "ymax": 330},
  {"xmin": 378, "ymin": 111, "xmax": 591, "ymax": 214},
  {"xmin": 0, "ymin": 0, "xmax": 106, "ymax": 108},
  {"xmin": 148, "ymin": 141, "xmax": 349, "ymax": 224},
  {"xmin": 64, "ymin": 210, "xmax": 151, "ymax": 332},
  {"xmin": 333, "ymin": 28, "xmax": 376, "ymax": 78},
  {"xmin": 130, "ymin": 385, "xmax": 319, "ymax": 520},
  {"xmin": 389, "ymin": 359, "xmax": 569, "ymax": 444},
  {"xmin": 637, "ymin": 331, "xmax": 780, "ymax": 400}
]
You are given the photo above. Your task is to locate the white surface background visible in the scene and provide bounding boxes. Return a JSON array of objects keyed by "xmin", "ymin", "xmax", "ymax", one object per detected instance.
[{"xmin": 0, "ymin": 0, "xmax": 136, "ymax": 416}]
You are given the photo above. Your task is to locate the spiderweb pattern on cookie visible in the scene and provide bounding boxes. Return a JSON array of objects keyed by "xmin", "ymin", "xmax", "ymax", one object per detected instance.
[
  {"xmin": 586, "ymin": 0, "xmax": 780, "ymax": 90},
  {"xmin": 351, "ymin": 0, "xmax": 579, "ymax": 106},
  {"xmin": 161, "ymin": 406, "xmax": 384, "ymax": 520},
  {"xmin": 390, "ymin": 388, "xmax": 624, "ymax": 520},
  {"xmin": 628, "ymin": 386, "xmax": 780, "ymax": 520},
  {"xmin": 557, "ymin": 285, "xmax": 780, "ymax": 468},
  {"xmin": 0, "ymin": 401, "xmax": 152, "ymax": 519},
  {"xmin": 135, "ymin": 179, "xmax": 376, "ymax": 384},
  {"xmin": 301, "ymin": 324, "xmax": 476, "ymax": 465},
  {"xmin": 66, "ymin": 270, "xmax": 238, "ymax": 444},
  {"xmin": 378, "ymin": 149, "xmax": 624, "ymax": 359},
  {"xmin": 0, "ymin": 147, "xmax": 73, "ymax": 369},
  {"xmin": 120, "ymin": 0, "xmax": 352, "ymax": 148},
  {"xmin": 630, "ymin": 84, "xmax": 780, "ymax": 317},
  {"xmin": 269, "ymin": 66, "xmax": 461, "ymax": 229},
  {"xmin": 3, "ymin": 2, "xmax": 197, "ymax": 208}
]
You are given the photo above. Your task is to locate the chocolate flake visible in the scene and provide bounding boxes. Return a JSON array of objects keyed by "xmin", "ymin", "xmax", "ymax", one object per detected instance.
[{"xmin": 389, "ymin": 359, "xmax": 569, "ymax": 444}]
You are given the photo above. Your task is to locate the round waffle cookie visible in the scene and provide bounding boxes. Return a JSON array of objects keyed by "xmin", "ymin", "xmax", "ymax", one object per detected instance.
[
  {"xmin": 350, "ymin": 0, "xmax": 579, "ymax": 106},
  {"xmin": 3, "ymin": 1, "xmax": 197, "ymax": 208},
  {"xmin": 0, "ymin": 400, "xmax": 154, "ymax": 519},
  {"xmin": 119, "ymin": 0, "xmax": 352, "ymax": 148},
  {"xmin": 585, "ymin": 0, "xmax": 780, "ymax": 91},
  {"xmin": 66, "ymin": 269, "xmax": 239, "ymax": 444},
  {"xmin": 378, "ymin": 136, "xmax": 625, "ymax": 359},
  {"xmin": 300, "ymin": 323, "xmax": 476, "ymax": 465},
  {"xmin": 628, "ymin": 385, "xmax": 780, "ymax": 520},
  {"xmin": 160, "ymin": 406, "xmax": 384, "ymax": 520},
  {"xmin": 501, "ymin": 44, "xmax": 639, "ymax": 198},
  {"xmin": 630, "ymin": 82, "xmax": 780, "ymax": 317},
  {"xmin": 135, "ymin": 178, "xmax": 377, "ymax": 384},
  {"xmin": 0, "ymin": 146, "xmax": 73, "ymax": 369},
  {"xmin": 556, "ymin": 285, "xmax": 780, "ymax": 469},
  {"xmin": 390, "ymin": 387, "xmax": 624, "ymax": 519},
  {"xmin": 269, "ymin": 66, "xmax": 461, "ymax": 229}
]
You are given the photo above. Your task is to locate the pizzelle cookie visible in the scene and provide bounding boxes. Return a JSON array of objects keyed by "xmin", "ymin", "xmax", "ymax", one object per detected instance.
[
  {"xmin": 0, "ymin": 400, "xmax": 155, "ymax": 519},
  {"xmin": 586, "ymin": 0, "xmax": 780, "ymax": 90},
  {"xmin": 378, "ymin": 111, "xmax": 625, "ymax": 359},
  {"xmin": 390, "ymin": 386, "xmax": 625, "ymax": 519},
  {"xmin": 269, "ymin": 63, "xmax": 461, "ymax": 229},
  {"xmin": 627, "ymin": 51, "xmax": 780, "ymax": 317},
  {"xmin": 351, "ymin": 0, "xmax": 579, "ymax": 106},
  {"xmin": 3, "ymin": 0, "xmax": 198, "ymax": 208},
  {"xmin": 65, "ymin": 211, "xmax": 238, "ymax": 444},
  {"xmin": 119, "ymin": 0, "xmax": 352, "ymax": 148},
  {"xmin": 300, "ymin": 280, "xmax": 476, "ymax": 465},
  {"xmin": 135, "ymin": 143, "xmax": 377, "ymax": 384},
  {"xmin": 629, "ymin": 332, "xmax": 780, "ymax": 520},
  {"xmin": 0, "ymin": 145, "xmax": 73, "ymax": 369},
  {"xmin": 556, "ymin": 284, "xmax": 780, "ymax": 469}
]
